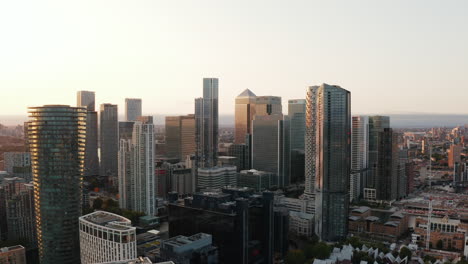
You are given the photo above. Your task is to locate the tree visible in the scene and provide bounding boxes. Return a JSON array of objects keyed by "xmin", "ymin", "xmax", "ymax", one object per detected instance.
[
  {"xmin": 312, "ymin": 242, "xmax": 331, "ymax": 260},
  {"xmin": 436, "ymin": 239, "xmax": 443, "ymax": 250},
  {"xmin": 399, "ymin": 247, "xmax": 412, "ymax": 260},
  {"xmin": 304, "ymin": 243, "xmax": 315, "ymax": 260},
  {"xmin": 93, "ymin": 198, "xmax": 103, "ymax": 210},
  {"xmin": 285, "ymin": 250, "xmax": 306, "ymax": 264},
  {"xmin": 347, "ymin": 236, "xmax": 363, "ymax": 249}
]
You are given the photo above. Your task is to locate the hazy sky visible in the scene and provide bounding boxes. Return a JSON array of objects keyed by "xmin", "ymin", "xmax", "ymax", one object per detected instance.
[{"xmin": 1, "ymin": 0, "xmax": 467, "ymax": 118}]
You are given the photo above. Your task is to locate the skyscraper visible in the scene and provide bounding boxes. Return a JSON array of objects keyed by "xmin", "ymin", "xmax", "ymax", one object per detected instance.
[
  {"xmin": 77, "ymin": 91, "xmax": 96, "ymax": 111},
  {"xmin": 100, "ymin": 104, "xmax": 119, "ymax": 177},
  {"xmin": 251, "ymin": 114, "xmax": 287, "ymax": 187},
  {"xmin": 255, "ymin": 96, "xmax": 282, "ymax": 116},
  {"xmin": 131, "ymin": 116, "xmax": 155, "ymax": 215},
  {"xmin": 288, "ymin": 99, "xmax": 306, "ymax": 184},
  {"xmin": 28, "ymin": 105, "xmax": 86, "ymax": 263},
  {"xmin": 305, "ymin": 84, "xmax": 351, "ymax": 242},
  {"xmin": 195, "ymin": 78, "xmax": 219, "ymax": 168},
  {"xmin": 377, "ymin": 128, "xmax": 398, "ymax": 201},
  {"xmin": 235, "ymin": 89, "xmax": 256, "ymax": 144},
  {"xmin": 165, "ymin": 115, "xmax": 196, "ymax": 160},
  {"xmin": 367, "ymin": 116, "xmax": 390, "ymax": 198},
  {"xmin": 118, "ymin": 139, "xmax": 132, "ymax": 210},
  {"xmin": 77, "ymin": 91, "xmax": 99, "ymax": 176},
  {"xmin": 125, "ymin": 98, "xmax": 142, "ymax": 122},
  {"xmin": 350, "ymin": 116, "xmax": 369, "ymax": 202}
]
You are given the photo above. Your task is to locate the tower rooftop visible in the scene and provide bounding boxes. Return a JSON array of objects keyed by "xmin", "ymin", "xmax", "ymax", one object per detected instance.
[{"xmin": 237, "ymin": 89, "xmax": 256, "ymax": 98}]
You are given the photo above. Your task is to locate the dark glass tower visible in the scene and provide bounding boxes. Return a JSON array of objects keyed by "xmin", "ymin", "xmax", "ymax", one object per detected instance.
[
  {"xmin": 100, "ymin": 104, "xmax": 118, "ymax": 177},
  {"xmin": 28, "ymin": 105, "xmax": 86, "ymax": 264}
]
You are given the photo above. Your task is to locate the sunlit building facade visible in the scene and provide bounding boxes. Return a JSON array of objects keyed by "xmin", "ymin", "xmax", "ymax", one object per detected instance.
[
  {"xmin": 234, "ymin": 89, "xmax": 256, "ymax": 144},
  {"xmin": 305, "ymin": 84, "xmax": 351, "ymax": 242},
  {"xmin": 165, "ymin": 114, "xmax": 196, "ymax": 160},
  {"xmin": 28, "ymin": 105, "xmax": 86, "ymax": 264}
]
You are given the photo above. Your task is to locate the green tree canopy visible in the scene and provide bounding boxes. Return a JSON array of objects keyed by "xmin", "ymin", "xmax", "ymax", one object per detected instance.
[{"xmin": 286, "ymin": 250, "xmax": 306, "ymax": 264}]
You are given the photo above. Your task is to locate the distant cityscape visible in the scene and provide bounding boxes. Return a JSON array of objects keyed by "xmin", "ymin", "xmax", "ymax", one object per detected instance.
[{"xmin": 0, "ymin": 78, "xmax": 468, "ymax": 264}]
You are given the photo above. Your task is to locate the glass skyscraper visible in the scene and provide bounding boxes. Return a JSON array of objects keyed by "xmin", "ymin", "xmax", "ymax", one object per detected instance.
[
  {"xmin": 28, "ymin": 105, "xmax": 86, "ymax": 263},
  {"xmin": 234, "ymin": 89, "xmax": 256, "ymax": 144},
  {"xmin": 305, "ymin": 84, "xmax": 351, "ymax": 242},
  {"xmin": 77, "ymin": 91, "xmax": 99, "ymax": 176},
  {"xmin": 125, "ymin": 98, "xmax": 142, "ymax": 122},
  {"xmin": 100, "ymin": 103, "xmax": 119, "ymax": 177},
  {"xmin": 288, "ymin": 99, "xmax": 306, "ymax": 184},
  {"xmin": 195, "ymin": 78, "xmax": 219, "ymax": 168}
]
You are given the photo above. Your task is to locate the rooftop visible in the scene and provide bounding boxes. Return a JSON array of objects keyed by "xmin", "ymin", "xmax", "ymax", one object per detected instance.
[
  {"xmin": 80, "ymin": 211, "xmax": 134, "ymax": 231},
  {"xmin": 237, "ymin": 89, "xmax": 256, "ymax": 98}
]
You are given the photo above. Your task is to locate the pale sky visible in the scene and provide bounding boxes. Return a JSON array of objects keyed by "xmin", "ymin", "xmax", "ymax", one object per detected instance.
[{"xmin": 1, "ymin": 0, "xmax": 467, "ymax": 118}]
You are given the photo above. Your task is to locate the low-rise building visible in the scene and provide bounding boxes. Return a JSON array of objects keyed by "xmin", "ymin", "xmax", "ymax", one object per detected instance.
[
  {"xmin": 197, "ymin": 166, "xmax": 237, "ymax": 190},
  {"xmin": 237, "ymin": 169, "xmax": 273, "ymax": 191},
  {"xmin": 0, "ymin": 245, "xmax": 26, "ymax": 264},
  {"xmin": 289, "ymin": 211, "xmax": 314, "ymax": 237},
  {"xmin": 79, "ymin": 211, "xmax": 137, "ymax": 264},
  {"xmin": 159, "ymin": 233, "xmax": 218, "ymax": 264},
  {"xmin": 413, "ymin": 216, "xmax": 465, "ymax": 251}
]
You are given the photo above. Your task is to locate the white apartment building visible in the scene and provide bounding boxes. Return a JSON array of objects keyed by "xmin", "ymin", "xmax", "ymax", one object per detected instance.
[{"xmin": 79, "ymin": 211, "xmax": 137, "ymax": 264}]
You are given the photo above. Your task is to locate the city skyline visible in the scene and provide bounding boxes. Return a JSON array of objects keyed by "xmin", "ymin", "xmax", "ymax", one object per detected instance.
[{"xmin": 1, "ymin": 1, "xmax": 468, "ymax": 118}]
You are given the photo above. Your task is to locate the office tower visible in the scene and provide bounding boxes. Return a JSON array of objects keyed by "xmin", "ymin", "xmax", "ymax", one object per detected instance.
[
  {"xmin": 251, "ymin": 114, "xmax": 288, "ymax": 187},
  {"xmin": 100, "ymin": 104, "xmax": 119, "ymax": 177},
  {"xmin": 288, "ymin": 99, "xmax": 306, "ymax": 185},
  {"xmin": 367, "ymin": 116, "xmax": 390, "ymax": 194},
  {"xmin": 2, "ymin": 178, "xmax": 36, "ymax": 246},
  {"xmin": 118, "ymin": 139, "xmax": 132, "ymax": 210},
  {"xmin": 197, "ymin": 166, "xmax": 237, "ymax": 190},
  {"xmin": 77, "ymin": 91, "xmax": 100, "ymax": 176},
  {"xmin": 350, "ymin": 116, "xmax": 369, "ymax": 202},
  {"xmin": 131, "ymin": 117, "xmax": 156, "ymax": 215},
  {"xmin": 79, "ymin": 211, "xmax": 136, "ymax": 264},
  {"xmin": 377, "ymin": 128, "xmax": 399, "ymax": 201},
  {"xmin": 0, "ymin": 245, "xmax": 26, "ymax": 264},
  {"xmin": 3, "ymin": 152, "xmax": 32, "ymax": 181},
  {"xmin": 77, "ymin": 91, "xmax": 96, "ymax": 111},
  {"xmin": 195, "ymin": 78, "xmax": 219, "ymax": 168},
  {"xmin": 159, "ymin": 233, "xmax": 218, "ymax": 263},
  {"xmin": 119, "ymin": 121, "xmax": 135, "ymax": 141},
  {"xmin": 169, "ymin": 188, "xmax": 283, "ymax": 264},
  {"xmin": 448, "ymin": 144, "xmax": 462, "ymax": 169},
  {"xmin": 255, "ymin": 96, "xmax": 282, "ymax": 116},
  {"xmin": 235, "ymin": 89, "xmax": 256, "ymax": 144},
  {"xmin": 170, "ymin": 165, "xmax": 194, "ymax": 196},
  {"xmin": 397, "ymin": 149, "xmax": 408, "ymax": 199},
  {"xmin": 165, "ymin": 115, "xmax": 196, "ymax": 160},
  {"xmin": 304, "ymin": 84, "xmax": 351, "ymax": 242},
  {"xmin": 28, "ymin": 105, "xmax": 85, "ymax": 263},
  {"xmin": 125, "ymin": 98, "xmax": 142, "ymax": 122},
  {"xmin": 228, "ymin": 143, "xmax": 250, "ymax": 171}
]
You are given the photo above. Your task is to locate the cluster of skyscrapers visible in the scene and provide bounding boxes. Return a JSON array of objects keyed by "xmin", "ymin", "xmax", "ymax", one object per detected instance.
[{"xmin": 0, "ymin": 77, "xmax": 416, "ymax": 264}]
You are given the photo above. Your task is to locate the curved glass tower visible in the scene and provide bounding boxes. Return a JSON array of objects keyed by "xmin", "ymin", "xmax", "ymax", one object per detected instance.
[{"xmin": 28, "ymin": 105, "xmax": 86, "ymax": 264}]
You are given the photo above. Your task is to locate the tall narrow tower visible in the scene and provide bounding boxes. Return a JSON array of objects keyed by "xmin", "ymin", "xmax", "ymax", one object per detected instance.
[
  {"xmin": 125, "ymin": 98, "xmax": 142, "ymax": 122},
  {"xmin": 305, "ymin": 84, "xmax": 351, "ymax": 242},
  {"xmin": 77, "ymin": 91, "xmax": 99, "ymax": 176},
  {"xmin": 28, "ymin": 105, "xmax": 86, "ymax": 263},
  {"xmin": 195, "ymin": 78, "xmax": 219, "ymax": 168},
  {"xmin": 100, "ymin": 104, "xmax": 119, "ymax": 177}
]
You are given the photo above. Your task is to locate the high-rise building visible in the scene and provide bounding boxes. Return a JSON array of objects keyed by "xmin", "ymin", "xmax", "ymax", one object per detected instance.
[
  {"xmin": 100, "ymin": 104, "xmax": 119, "ymax": 177},
  {"xmin": 448, "ymin": 144, "xmax": 463, "ymax": 169},
  {"xmin": 28, "ymin": 105, "xmax": 85, "ymax": 263},
  {"xmin": 119, "ymin": 121, "xmax": 135, "ymax": 141},
  {"xmin": 3, "ymin": 152, "xmax": 32, "ymax": 181},
  {"xmin": 255, "ymin": 96, "xmax": 282, "ymax": 116},
  {"xmin": 118, "ymin": 139, "xmax": 132, "ymax": 210},
  {"xmin": 195, "ymin": 78, "xmax": 219, "ymax": 168},
  {"xmin": 165, "ymin": 115, "xmax": 196, "ymax": 160},
  {"xmin": 350, "ymin": 116, "xmax": 369, "ymax": 202},
  {"xmin": 131, "ymin": 117, "xmax": 156, "ymax": 215},
  {"xmin": 79, "ymin": 211, "xmax": 137, "ymax": 264},
  {"xmin": 0, "ymin": 245, "xmax": 26, "ymax": 264},
  {"xmin": 125, "ymin": 98, "xmax": 142, "ymax": 122},
  {"xmin": 78, "ymin": 91, "xmax": 100, "ymax": 176},
  {"xmin": 237, "ymin": 169, "xmax": 273, "ymax": 192},
  {"xmin": 288, "ymin": 99, "xmax": 306, "ymax": 184},
  {"xmin": 235, "ymin": 89, "xmax": 257, "ymax": 144},
  {"xmin": 367, "ymin": 116, "xmax": 390, "ymax": 194},
  {"xmin": 377, "ymin": 128, "xmax": 399, "ymax": 201},
  {"xmin": 304, "ymin": 84, "xmax": 351, "ymax": 242},
  {"xmin": 2, "ymin": 177, "xmax": 36, "ymax": 246},
  {"xmin": 251, "ymin": 114, "xmax": 290, "ymax": 187},
  {"xmin": 77, "ymin": 91, "xmax": 96, "ymax": 111},
  {"xmin": 228, "ymin": 143, "xmax": 250, "ymax": 171}
]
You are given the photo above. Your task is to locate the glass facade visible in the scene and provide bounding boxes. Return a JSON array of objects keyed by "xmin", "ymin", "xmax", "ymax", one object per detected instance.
[
  {"xmin": 195, "ymin": 78, "xmax": 219, "ymax": 168},
  {"xmin": 306, "ymin": 84, "xmax": 351, "ymax": 241},
  {"xmin": 28, "ymin": 105, "xmax": 86, "ymax": 264},
  {"xmin": 234, "ymin": 89, "xmax": 256, "ymax": 144},
  {"xmin": 100, "ymin": 104, "xmax": 118, "ymax": 177}
]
